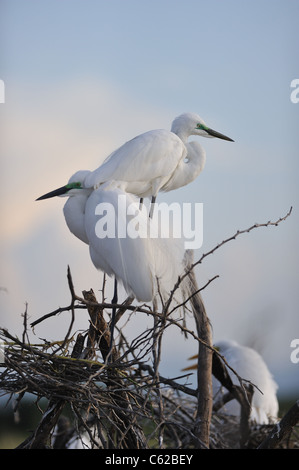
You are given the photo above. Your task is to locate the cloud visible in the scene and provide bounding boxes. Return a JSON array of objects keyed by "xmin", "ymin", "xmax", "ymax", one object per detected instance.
[{"xmin": 0, "ymin": 77, "xmax": 170, "ymax": 242}]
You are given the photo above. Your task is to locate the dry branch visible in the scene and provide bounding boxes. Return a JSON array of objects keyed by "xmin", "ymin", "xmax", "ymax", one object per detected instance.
[
  {"xmin": 184, "ymin": 250, "xmax": 213, "ymax": 449},
  {"xmin": 258, "ymin": 400, "xmax": 299, "ymax": 449},
  {"xmin": 0, "ymin": 207, "xmax": 296, "ymax": 449}
]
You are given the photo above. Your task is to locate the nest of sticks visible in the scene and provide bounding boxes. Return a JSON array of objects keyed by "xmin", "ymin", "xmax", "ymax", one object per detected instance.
[
  {"xmin": 0, "ymin": 209, "xmax": 298, "ymax": 449},
  {"xmin": 0, "ymin": 269, "xmax": 298, "ymax": 450}
]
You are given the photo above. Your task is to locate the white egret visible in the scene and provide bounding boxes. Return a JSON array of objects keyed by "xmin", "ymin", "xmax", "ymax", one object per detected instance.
[
  {"xmin": 37, "ymin": 171, "xmax": 186, "ymax": 347},
  {"xmin": 184, "ymin": 340, "xmax": 279, "ymax": 424},
  {"xmin": 85, "ymin": 113, "xmax": 234, "ymax": 213}
]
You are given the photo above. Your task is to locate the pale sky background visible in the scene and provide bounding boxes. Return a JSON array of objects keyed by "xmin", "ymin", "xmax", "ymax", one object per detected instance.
[{"xmin": 0, "ymin": 0, "xmax": 298, "ymax": 402}]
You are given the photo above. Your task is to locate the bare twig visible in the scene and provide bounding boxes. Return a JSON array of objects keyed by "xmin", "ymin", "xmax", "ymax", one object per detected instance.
[{"xmin": 0, "ymin": 207, "xmax": 295, "ymax": 449}]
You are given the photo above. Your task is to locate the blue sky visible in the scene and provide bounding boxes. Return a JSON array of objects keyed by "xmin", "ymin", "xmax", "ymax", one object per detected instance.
[{"xmin": 0, "ymin": 0, "xmax": 298, "ymax": 401}]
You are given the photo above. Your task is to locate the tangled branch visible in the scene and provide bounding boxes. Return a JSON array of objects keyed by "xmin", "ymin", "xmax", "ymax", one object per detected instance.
[{"xmin": 0, "ymin": 207, "xmax": 297, "ymax": 449}]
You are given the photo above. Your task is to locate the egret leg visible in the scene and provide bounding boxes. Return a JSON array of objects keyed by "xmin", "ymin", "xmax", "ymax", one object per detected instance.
[
  {"xmin": 108, "ymin": 278, "xmax": 118, "ymax": 357},
  {"xmin": 149, "ymin": 196, "xmax": 156, "ymax": 219},
  {"xmin": 139, "ymin": 197, "xmax": 144, "ymax": 210}
]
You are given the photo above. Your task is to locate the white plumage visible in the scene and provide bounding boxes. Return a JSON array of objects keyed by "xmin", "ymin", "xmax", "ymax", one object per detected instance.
[
  {"xmin": 38, "ymin": 171, "xmax": 186, "ymax": 303},
  {"xmin": 84, "ymin": 184, "xmax": 185, "ymax": 301},
  {"xmin": 183, "ymin": 339, "xmax": 279, "ymax": 424},
  {"xmin": 85, "ymin": 113, "xmax": 233, "ymax": 198},
  {"xmin": 215, "ymin": 340, "xmax": 279, "ymax": 424}
]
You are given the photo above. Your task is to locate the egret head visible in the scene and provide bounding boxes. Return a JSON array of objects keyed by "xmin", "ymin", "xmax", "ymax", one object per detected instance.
[
  {"xmin": 36, "ymin": 170, "xmax": 91, "ymax": 201},
  {"xmin": 171, "ymin": 112, "xmax": 234, "ymax": 142},
  {"xmin": 214, "ymin": 339, "xmax": 239, "ymax": 352}
]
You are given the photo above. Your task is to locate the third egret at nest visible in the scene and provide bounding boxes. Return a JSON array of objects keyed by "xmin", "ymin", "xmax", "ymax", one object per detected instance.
[{"xmin": 184, "ymin": 339, "xmax": 279, "ymax": 424}]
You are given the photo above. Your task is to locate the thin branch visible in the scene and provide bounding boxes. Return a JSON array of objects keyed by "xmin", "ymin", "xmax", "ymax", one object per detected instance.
[
  {"xmin": 258, "ymin": 400, "xmax": 299, "ymax": 449},
  {"xmin": 164, "ymin": 207, "xmax": 293, "ymax": 311},
  {"xmin": 0, "ymin": 207, "xmax": 295, "ymax": 450},
  {"xmin": 191, "ymin": 206, "xmax": 293, "ymax": 272},
  {"xmin": 167, "ymin": 275, "xmax": 219, "ymax": 316}
]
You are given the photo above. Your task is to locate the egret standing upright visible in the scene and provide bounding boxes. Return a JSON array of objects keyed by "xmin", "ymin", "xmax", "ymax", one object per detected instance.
[{"xmin": 85, "ymin": 113, "xmax": 234, "ymax": 215}]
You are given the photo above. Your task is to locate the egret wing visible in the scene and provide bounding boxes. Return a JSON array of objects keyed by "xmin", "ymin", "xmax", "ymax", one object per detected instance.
[
  {"xmin": 84, "ymin": 188, "xmax": 155, "ymax": 301},
  {"xmin": 85, "ymin": 130, "xmax": 186, "ymax": 190}
]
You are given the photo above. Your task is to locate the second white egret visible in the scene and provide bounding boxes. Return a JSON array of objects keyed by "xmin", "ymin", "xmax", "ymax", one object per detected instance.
[{"xmin": 37, "ymin": 171, "xmax": 187, "ymax": 347}]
